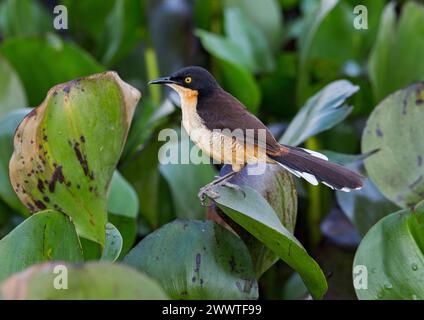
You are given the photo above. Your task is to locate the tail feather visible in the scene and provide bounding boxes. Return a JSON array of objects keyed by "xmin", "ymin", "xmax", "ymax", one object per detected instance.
[{"xmin": 269, "ymin": 145, "xmax": 363, "ymax": 192}]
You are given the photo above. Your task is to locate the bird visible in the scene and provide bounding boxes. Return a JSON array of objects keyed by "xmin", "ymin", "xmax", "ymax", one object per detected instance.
[{"xmin": 149, "ymin": 66, "xmax": 363, "ymax": 204}]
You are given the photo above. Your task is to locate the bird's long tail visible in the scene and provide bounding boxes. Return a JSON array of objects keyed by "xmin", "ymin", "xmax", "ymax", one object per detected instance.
[{"xmin": 269, "ymin": 145, "xmax": 363, "ymax": 192}]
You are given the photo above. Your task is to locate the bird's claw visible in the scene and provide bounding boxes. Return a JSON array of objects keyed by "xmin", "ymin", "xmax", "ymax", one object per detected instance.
[
  {"xmin": 198, "ymin": 185, "xmax": 220, "ymax": 206},
  {"xmin": 198, "ymin": 180, "xmax": 245, "ymax": 206}
]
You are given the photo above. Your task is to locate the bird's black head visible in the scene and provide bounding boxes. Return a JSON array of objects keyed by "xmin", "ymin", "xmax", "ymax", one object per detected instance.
[{"xmin": 149, "ymin": 66, "xmax": 219, "ymax": 95}]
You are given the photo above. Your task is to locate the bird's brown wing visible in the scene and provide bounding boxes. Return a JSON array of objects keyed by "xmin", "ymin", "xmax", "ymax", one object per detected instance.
[{"xmin": 197, "ymin": 89, "xmax": 283, "ymax": 155}]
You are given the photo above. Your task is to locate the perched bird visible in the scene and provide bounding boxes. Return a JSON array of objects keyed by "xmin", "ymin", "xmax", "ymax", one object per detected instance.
[{"xmin": 149, "ymin": 66, "xmax": 363, "ymax": 203}]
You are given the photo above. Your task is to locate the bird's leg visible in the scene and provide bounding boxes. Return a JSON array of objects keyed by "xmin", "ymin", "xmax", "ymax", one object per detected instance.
[{"xmin": 198, "ymin": 170, "xmax": 241, "ymax": 206}]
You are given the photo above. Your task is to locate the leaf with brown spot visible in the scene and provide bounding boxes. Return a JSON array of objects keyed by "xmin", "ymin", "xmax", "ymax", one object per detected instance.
[
  {"xmin": 9, "ymin": 72, "xmax": 141, "ymax": 245},
  {"xmin": 124, "ymin": 220, "xmax": 258, "ymax": 300},
  {"xmin": 362, "ymin": 83, "xmax": 424, "ymax": 208}
]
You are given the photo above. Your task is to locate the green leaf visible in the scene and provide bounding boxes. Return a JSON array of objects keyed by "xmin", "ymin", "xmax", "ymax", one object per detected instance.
[
  {"xmin": 353, "ymin": 201, "xmax": 424, "ymax": 300},
  {"xmin": 0, "ymin": 36, "xmax": 104, "ymax": 106},
  {"xmin": 0, "ymin": 109, "xmax": 30, "ymax": 215},
  {"xmin": 282, "ymin": 272, "xmax": 308, "ymax": 300},
  {"xmin": 159, "ymin": 130, "xmax": 216, "ymax": 219},
  {"xmin": 196, "ymin": 5, "xmax": 276, "ymax": 74},
  {"xmin": 362, "ymin": 83, "xmax": 424, "ymax": 208},
  {"xmin": 0, "ymin": 210, "xmax": 83, "ymax": 282},
  {"xmin": 61, "ymin": 0, "xmax": 116, "ymax": 43},
  {"xmin": 195, "ymin": 29, "xmax": 256, "ymax": 72},
  {"xmin": 297, "ymin": 0, "xmax": 339, "ymax": 102},
  {"xmin": 217, "ymin": 164, "xmax": 297, "ymax": 277},
  {"xmin": 369, "ymin": 2, "xmax": 424, "ymax": 103},
  {"xmin": 0, "ymin": 262, "xmax": 168, "ymax": 299},
  {"xmin": 211, "ymin": 185, "xmax": 327, "ymax": 299},
  {"xmin": 306, "ymin": 3, "xmax": 354, "ymax": 65},
  {"xmin": 108, "ymin": 171, "xmax": 139, "ymax": 219},
  {"xmin": 0, "ymin": 55, "xmax": 27, "ymax": 118},
  {"xmin": 108, "ymin": 213, "xmax": 136, "ymax": 259},
  {"xmin": 98, "ymin": 0, "xmax": 144, "ymax": 66},
  {"xmin": 223, "ymin": 0, "xmax": 283, "ymax": 52},
  {"xmin": 0, "ymin": 0, "xmax": 52, "ymax": 37},
  {"xmin": 280, "ymin": 80, "xmax": 358, "ymax": 146},
  {"xmin": 101, "ymin": 223, "xmax": 123, "ymax": 262},
  {"xmin": 224, "ymin": 8, "xmax": 275, "ymax": 72},
  {"xmin": 9, "ymin": 72, "xmax": 141, "ymax": 245},
  {"xmin": 124, "ymin": 219, "xmax": 258, "ymax": 300},
  {"xmin": 218, "ymin": 59, "xmax": 261, "ymax": 114},
  {"xmin": 335, "ymin": 163, "xmax": 399, "ymax": 237}
]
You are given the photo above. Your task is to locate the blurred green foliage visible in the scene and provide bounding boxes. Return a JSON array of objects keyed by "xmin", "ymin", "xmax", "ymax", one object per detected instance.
[{"xmin": 0, "ymin": 0, "xmax": 424, "ymax": 300}]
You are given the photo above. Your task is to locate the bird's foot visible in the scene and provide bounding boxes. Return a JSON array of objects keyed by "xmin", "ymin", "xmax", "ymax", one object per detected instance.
[
  {"xmin": 198, "ymin": 179, "xmax": 245, "ymax": 206},
  {"xmin": 198, "ymin": 184, "xmax": 220, "ymax": 206}
]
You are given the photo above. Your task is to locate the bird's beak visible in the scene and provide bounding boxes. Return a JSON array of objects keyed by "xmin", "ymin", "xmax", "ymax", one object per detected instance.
[{"xmin": 148, "ymin": 76, "xmax": 178, "ymax": 85}]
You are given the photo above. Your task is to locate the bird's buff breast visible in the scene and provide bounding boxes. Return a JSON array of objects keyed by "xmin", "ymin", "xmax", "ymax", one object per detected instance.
[{"xmin": 168, "ymin": 84, "xmax": 266, "ymax": 171}]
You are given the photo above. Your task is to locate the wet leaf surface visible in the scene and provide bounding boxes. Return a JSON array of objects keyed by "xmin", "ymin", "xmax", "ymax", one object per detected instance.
[
  {"xmin": 354, "ymin": 201, "xmax": 424, "ymax": 299},
  {"xmin": 124, "ymin": 219, "xmax": 258, "ymax": 300}
]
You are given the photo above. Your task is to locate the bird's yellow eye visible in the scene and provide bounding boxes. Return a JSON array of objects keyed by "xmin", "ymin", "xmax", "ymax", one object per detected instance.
[{"xmin": 184, "ymin": 77, "xmax": 192, "ymax": 84}]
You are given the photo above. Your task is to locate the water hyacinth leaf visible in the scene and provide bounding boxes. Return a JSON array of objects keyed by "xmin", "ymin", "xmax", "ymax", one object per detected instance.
[
  {"xmin": 0, "ymin": 210, "xmax": 83, "ymax": 282},
  {"xmin": 282, "ymin": 272, "xmax": 309, "ymax": 300},
  {"xmin": 369, "ymin": 2, "xmax": 424, "ymax": 103},
  {"xmin": 0, "ymin": 36, "xmax": 104, "ymax": 106},
  {"xmin": 362, "ymin": 83, "xmax": 424, "ymax": 208},
  {"xmin": 108, "ymin": 171, "xmax": 139, "ymax": 219},
  {"xmin": 195, "ymin": 29, "xmax": 255, "ymax": 72},
  {"xmin": 218, "ymin": 164, "xmax": 297, "ymax": 277},
  {"xmin": 101, "ymin": 223, "xmax": 123, "ymax": 262},
  {"xmin": 0, "ymin": 55, "xmax": 27, "ymax": 118},
  {"xmin": 280, "ymin": 80, "xmax": 358, "ymax": 146},
  {"xmin": 9, "ymin": 72, "xmax": 141, "ymax": 245},
  {"xmin": 211, "ymin": 185, "xmax": 327, "ymax": 299},
  {"xmin": 223, "ymin": 0, "xmax": 283, "ymax": 52},
  {"xmin": 61, "ymin": 0, "xmax": 116, "ymax": 44},
  {"xmin": 224, "ymin": 8, "xmax": 275, "ymax": 73},
  {"xmin": 0, "ymin": 0, "xmax": 52, "ymax": 38},
  {"xmin": 124, "ymin": 219, "xmax": 258, "ymax": 300},
  {"xmin": 297, "ymin": 0, "xmax": 339, "ymax": 101},
  {"xmin": 0, "ymin": 262, "xmax": 168, "ymax": 300},
  {"xmin": 0, "ymin": 109, "xmax": 30, "ymax": 215},
  {"xmin": 108, "ymin": 213, "xmax": 137, "ymax": 258},
  {"xmin": 98, "ymin": 0, "xmax": 144, "ymax": 66},
  {"xmin": 353, "ymin": 201, "xmax": 424, "ymax": 300}
]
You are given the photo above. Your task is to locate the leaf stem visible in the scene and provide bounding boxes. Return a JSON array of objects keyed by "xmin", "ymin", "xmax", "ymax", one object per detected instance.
[
  {"xmin": 145, "ymin": 47, "xmax": 160, "ymax": 105},
  {"xmin": 306, "ymin": 137, "xmax": 322, "ymax": 247}
]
